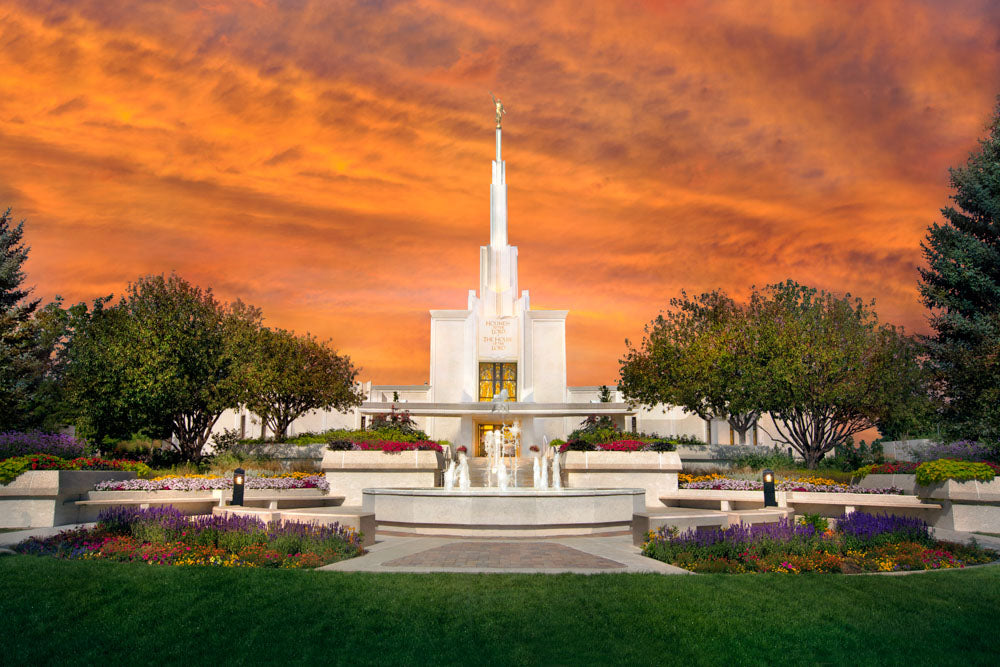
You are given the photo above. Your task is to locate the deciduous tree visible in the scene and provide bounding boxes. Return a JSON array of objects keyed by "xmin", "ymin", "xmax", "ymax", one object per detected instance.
[
  {"xmin": 241, "ymin": 328, "xmax": 362, "ymax": 441},
  {"xmin": 619, "ymin": 290, "xmax": 765, "ymax": 444},
  {"xmin": 64, "ymin": 274, "xmax": 261, "ymax": 459},
  {"xmin": 753, "ymin": 281, "xmax": 923, "ymax": 468}
]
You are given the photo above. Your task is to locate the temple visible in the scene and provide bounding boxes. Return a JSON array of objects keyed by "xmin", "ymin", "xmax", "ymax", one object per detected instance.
[{"xmin": 217, "ymin": 111, "xmax": 777, "ymax": 450}]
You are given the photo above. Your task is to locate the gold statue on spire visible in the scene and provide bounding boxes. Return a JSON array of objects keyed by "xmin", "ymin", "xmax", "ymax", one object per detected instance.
[{"xmin": 489, "ymin": 92, "xmax": 506, "ymax": 129}]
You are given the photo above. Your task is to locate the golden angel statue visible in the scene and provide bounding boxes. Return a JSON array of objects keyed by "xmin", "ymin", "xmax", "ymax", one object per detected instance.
[{"xmin": 489, "ymin": 91, "xmax": 506, "ymax": 128}]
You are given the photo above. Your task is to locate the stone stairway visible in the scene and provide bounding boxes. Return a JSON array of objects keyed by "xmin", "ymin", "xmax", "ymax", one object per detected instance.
[{"xmin": 466, "ymin": 457, "xmax": 537, "ymax": 488}]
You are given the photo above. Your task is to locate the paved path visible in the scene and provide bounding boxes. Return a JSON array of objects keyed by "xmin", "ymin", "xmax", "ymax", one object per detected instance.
[{"xmin": 320, "ymin": 534, "xmax": 690, "ymax": 574}]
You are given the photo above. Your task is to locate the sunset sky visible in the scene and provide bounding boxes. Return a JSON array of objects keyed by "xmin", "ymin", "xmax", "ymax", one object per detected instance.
[{"xmin": 2, "ymin": 0, "xmax": 999, "ymax": 385}]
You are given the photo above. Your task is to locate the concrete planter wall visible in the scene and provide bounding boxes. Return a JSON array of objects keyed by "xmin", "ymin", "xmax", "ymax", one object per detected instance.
[
  {"xmin": 664, "ymin": 488, "xmax": 942, "ymax": 522},
  {"xmin": 916, "ymin": 478, "xmax": 1000, "ymax": 532},
  {"xmin": 562, "ymin": 451, "xmax": 681, "ymax": 507},
  {"xmin": 0, "ymin": 470, "xmax": 137, "ymax": 528},
  {"xmin": 76, "ymin": 487, "xmax": 338, "ymax": 522},
  {"xmin": 858, "ymin": 474, "xmax": 917, "ymax": 494},
  {"xmin": 321, "ymin": 449, "xmax": 445, "ymax": 505}
]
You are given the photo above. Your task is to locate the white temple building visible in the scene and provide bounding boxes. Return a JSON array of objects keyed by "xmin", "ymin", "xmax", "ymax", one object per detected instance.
[{"xmin": 218, "ymin": 114, "xmax": 779, "ymax": 452}]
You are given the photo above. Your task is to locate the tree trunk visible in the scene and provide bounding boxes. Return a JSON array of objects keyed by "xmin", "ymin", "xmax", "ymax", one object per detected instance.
[{"xmin": 803, "ymin": 448, "xmax": 822, "ymax": 469}]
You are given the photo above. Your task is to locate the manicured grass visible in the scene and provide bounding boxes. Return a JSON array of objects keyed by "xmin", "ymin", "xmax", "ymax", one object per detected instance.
[{"xmin": 2, "ymin": 556, "xmax": 999, "ymax": 665}]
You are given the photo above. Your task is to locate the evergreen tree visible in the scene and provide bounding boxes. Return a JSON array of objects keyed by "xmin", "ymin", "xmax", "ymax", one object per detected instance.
[
  {"xmin": 919, "ymin": 100, "xmax": 1000, "ymax": 441},
  {"xmin": 0, "ymin": 208, "xmax": 43, "ymax": 426}
]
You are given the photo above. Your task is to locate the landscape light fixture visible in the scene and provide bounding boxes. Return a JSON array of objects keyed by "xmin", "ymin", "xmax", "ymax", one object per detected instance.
[
  {"xmin": 233, "ymin": 467, "xmax": 245, "ymax": 506},
  {"xmin": 762, "ymin": 469, "xmax": 776, "ymax": 507}
]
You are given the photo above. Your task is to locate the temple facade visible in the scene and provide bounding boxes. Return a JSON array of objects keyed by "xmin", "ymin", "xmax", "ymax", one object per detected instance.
[{"xmin": 216, "ymin": 117, "xmax": 779, "ymax": 451}]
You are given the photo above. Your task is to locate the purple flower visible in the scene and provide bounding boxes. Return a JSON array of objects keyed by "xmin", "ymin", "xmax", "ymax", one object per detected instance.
[{"xmin": 0, "ymin": 431, "xmax": 87, "ymax": 459}]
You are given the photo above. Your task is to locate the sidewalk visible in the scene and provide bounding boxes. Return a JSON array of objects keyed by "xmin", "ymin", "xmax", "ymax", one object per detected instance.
[{"xmin": 320, "ymin": 534, "xmax": 690, "ymax": 574}]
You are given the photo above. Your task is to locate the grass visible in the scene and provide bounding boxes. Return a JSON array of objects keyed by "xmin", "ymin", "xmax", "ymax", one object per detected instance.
[{"xmin": 2, "ymin": 556, "xmax": 999, "ymax": 665}]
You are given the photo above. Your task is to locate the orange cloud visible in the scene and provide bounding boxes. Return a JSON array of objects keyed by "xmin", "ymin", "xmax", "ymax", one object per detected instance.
[{"xmin": 1, "ymin": 0, "xmax": 999, "ymax": 383}]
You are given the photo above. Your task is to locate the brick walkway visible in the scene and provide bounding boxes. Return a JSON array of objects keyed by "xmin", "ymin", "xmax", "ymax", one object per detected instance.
[{"xmin": 381, "ymin": 541, "xmax": 627, "ymax": 569}]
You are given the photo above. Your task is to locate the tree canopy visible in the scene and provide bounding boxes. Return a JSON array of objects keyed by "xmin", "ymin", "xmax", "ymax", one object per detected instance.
[
  {"xmin": 63, "ymin": 274, "xmax": 262, "ymax": 459},
  {"xmin": 752, "ymin": 281, "xmax": 924, "ymax": 467},
  {"xmin": 619, "ymin": 289, "xmax": 765, "ymax": 444},
  {"xmin": 621, "ymin": 282, "xmax": 924, "ymax": 466},
  {"xmin": 239, "ymin": 327, "xmax": 363, "ymax": 440},
  {"xmin": 919, "ymin": 99, "xmax": 1000, "ymax": 441},
  {"xmin": 0, "ymin": 208, "xmax": 46, "ymax": 427}
]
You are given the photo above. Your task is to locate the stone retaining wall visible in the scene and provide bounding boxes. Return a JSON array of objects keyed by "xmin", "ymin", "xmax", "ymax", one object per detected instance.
[
  {"xmin": 563, "ymin": 451, "xmax": 681, "ymax": 507},
  {"xmin": 321, "ymin": 450, "xmax": 445, "ymax": 505},
  {"xmin": 0, "ymin": 471, "xmax": 137, "ymax": 528}
]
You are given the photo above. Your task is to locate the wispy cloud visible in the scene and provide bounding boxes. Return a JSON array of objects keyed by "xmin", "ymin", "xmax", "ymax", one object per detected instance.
[{"xmin": 1, "ymin": 0, "xmax": 998, "ymax": 382}]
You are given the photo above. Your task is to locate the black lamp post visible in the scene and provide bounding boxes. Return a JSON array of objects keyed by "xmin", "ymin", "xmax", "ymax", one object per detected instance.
[
  {"xmin": 233, "ymin": 467, "xmax": 245, "ymax": 506},
  {"xmin": 762, "ymin": 468, "xmax": 776, "ymax": 507}
]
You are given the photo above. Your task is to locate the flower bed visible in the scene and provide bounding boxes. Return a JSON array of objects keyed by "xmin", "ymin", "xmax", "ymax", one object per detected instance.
[
  {"xmin": 0, "ymin": 431, "xmax": 86, "ymax": 459},
  {"xmin": 559, "ymin": 439, "xmax": 675, "ymax": 453},
  {"xmin": 678, "ymin": 473, "xmax": 902, "ymax": 495},
  {"xmin": 642, "ymin": 512, "xmax": 996, "ymax": 573},
  {"xmin": 857, "ymin": 462, "xmax": 921, "ymax": 475},
  {"xmin": 94, "ymin": 474, "xmax": 329, "ymax": 492},
  {"xmin": 327, "ymin": 440, "xmax": 443, "ymax": 453},
  {"xmin": 1, "ymin": 454, "xmax": 152, "ymax": 485},
  {"xmin": 14, "ymin": 505, "xmax": 363, "ymax": 568},
  {"xmin": 351, "ymin": 440, "xmax": 443, "ymax": 453}
]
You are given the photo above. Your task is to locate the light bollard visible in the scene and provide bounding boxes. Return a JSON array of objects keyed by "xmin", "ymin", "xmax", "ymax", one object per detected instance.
[
  {"xmin": 233, "ymin": 467, "xmax": 245, "ymax": 506},
  {"xmin": 762, "ymin": 468, "xmax": 777, "ymax": 507}
]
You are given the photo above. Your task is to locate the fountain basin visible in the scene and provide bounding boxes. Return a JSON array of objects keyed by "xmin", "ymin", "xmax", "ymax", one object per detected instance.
[{"xmin": 361, "ymin": 487, "xmax": 645, "ymax": 537}]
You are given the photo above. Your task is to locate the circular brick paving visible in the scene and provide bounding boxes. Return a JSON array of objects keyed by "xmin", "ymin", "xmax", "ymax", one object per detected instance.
[{"xmin": 381, "ymin": 541, "xmax": 627, "ymax": 569}]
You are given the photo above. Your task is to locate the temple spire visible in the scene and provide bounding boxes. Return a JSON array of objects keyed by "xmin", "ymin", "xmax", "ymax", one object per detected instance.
[
  {"xmin": 480, "ymin": 94, "xmax": 518, "ymax": 317},
  {"xmin": 489, "ymin": 93, "xmax": 507, "ymax": 248}
]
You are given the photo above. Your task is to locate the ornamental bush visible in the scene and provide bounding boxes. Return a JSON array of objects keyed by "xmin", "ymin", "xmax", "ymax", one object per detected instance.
[
  {"xmin": 915, "ymin": 459, "xmax": 997, "ymax": 485},
  {"xmin": 0, "ymin": 431, "xmax": 87, "ymax": 459}
]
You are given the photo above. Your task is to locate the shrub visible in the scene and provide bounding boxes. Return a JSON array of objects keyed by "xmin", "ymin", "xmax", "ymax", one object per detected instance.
[
  {"xmin": 0, "ymin": 431, "xmax": 88, "ymax": 459},
  {"xmin": 560, "ymin": 439, "xmax": 595, "ymax": 452},
  {"xmin": 322, "ymin": 425, "xmax": 431, "ymax": 444},
  {"xmin": 668, "ymin": 434, "xmax": 709, "ymax": 446},
  {"xmin": 326, "ymin": 440, "xmax": 353, "ymax": 451},
  {"xmin": 733, "ymin": 446, "xmax": 795, "ymax": 470},
  {"xmin": 915, "ymin": 459, "xmax": 997, "ymax": 485},
  {"xmin": 915, "ymin": 440, "xmax": 993, "ymax": 463},
  {"xmin": 210, "ymin": 428, "xmax": 243, "ymax": 452},
  {"xmin": 798, "ymin": 513, "xmax": 829, "ymax": 533},
  {"xmin": 649, "ymin": 440, "xmax": 677, "ymax": 452},
  {"xmin": 818, "ymin": 439, "xmax": 885, "ymax": 472}
]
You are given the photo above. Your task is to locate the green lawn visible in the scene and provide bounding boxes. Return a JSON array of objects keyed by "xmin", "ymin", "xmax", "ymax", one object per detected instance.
[{"xmin": 2, "ymin": 555, "xmax": 998, "ymax": 666}]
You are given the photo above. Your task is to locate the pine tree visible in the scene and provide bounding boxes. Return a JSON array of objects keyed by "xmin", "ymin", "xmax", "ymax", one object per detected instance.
[
  {"xmin": 918, "ymin": 100, "xmax": 1000, "ymax": 441},
  {"xmin": 0, "ymin": 208, "xmax": 43, "ymax": 426}
]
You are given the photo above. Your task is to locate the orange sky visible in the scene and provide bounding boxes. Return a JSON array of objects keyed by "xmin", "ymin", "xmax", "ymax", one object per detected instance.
[{"xmin": 2, "ymin": 0, "xmax": 999, "ymax": 385}]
